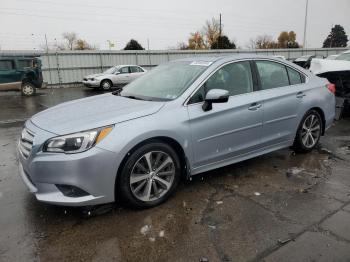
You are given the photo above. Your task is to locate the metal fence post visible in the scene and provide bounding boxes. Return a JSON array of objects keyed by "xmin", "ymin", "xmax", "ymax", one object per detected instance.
[
  {"xmin": 55, "ymin": 52, "xmax": 62, "ymax": 87},
  {"xmin": 135, "ymin": 52, "xmax": 138, "ymax": 65},
  {"xmin": 148, "ymin": 51, "xmax": 151, "ymax": 68},
  {"xmin": 99, "ymin": 52, "xmax": 103, "ymax": 73},
  {"xmin": 46, "ymin": 53, "xmax": 53, "ymax": 86}
]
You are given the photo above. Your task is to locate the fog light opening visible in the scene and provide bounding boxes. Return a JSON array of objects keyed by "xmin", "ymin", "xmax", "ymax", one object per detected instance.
[{"xmin": 56, "ymin": 184, "xmax": 89, "ymax": 198}]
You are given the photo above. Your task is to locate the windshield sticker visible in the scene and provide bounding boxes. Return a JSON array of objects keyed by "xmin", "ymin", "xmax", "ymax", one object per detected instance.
[{"xmin": 190, "ymin": 61, "xmax": 213, "ymax": 67}]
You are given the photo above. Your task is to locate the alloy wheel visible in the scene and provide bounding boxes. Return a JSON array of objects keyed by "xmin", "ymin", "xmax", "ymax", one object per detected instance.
[
  {"xmin": 129, "ymin": 151, "xmax": 175, "ymax": 202},
  {"xmin": 102, "ymin": 81, "xmax": 111, "ymax": 90},
  {"xmin": 301, "ymin": 114, "xmax": 321, "ymax": 148}
]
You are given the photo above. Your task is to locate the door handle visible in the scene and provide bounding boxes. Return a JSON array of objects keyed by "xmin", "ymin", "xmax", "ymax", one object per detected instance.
[
  {"xmin": 248, "ymin": 102, "xmax": 262, "ymax": 111},
  {"xmin": 296, "ymin": 92, "xmax": 306, "ymax": 98}
]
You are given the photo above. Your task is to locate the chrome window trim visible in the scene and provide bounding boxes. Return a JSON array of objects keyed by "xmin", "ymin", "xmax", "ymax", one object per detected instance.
[{"xmin": 184, "ymin": 58, "xmax": 309, "ymax": 107}]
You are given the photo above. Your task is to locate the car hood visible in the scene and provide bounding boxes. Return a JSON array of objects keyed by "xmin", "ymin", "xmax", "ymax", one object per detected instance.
[
  {"xmin": 310, "ymin": 59, "xmax": 350, "ymax": 75},
  {"xmin": 31, "ymin": 94, "xmax": 165, "ymax": 135}
]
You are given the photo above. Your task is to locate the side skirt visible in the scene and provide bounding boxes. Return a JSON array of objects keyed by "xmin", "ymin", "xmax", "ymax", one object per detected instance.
[{"xmin": 191, "ymin": 140, "xmax": 293, "ymax": 176}]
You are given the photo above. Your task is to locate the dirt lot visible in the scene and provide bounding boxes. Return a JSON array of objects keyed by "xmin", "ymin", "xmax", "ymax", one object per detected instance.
[{"xmin": 1, "ymin": 88, "xmax": 350, "ymax": 262}]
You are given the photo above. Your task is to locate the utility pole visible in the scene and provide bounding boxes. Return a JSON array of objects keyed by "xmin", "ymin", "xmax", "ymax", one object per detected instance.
[
  {"xmin": 219, "ymin": 13, "xmax": 222, "ymax": 49},
  {"xmin": 303, "ymin": 0, "xmax": 309, "ymax": 48},
  {"xmin": 147, "ymin": 38, "xmax": 150, "ymax": 51},
  {"xmin": 44, "ymin": 34, "xmax": 49, "ymax": 52}
]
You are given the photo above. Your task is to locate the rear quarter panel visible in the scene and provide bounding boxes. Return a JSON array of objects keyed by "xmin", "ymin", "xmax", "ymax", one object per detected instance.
[{"xmin": 297, "ymin": 75, "xmax": 335, "ymax": 133}]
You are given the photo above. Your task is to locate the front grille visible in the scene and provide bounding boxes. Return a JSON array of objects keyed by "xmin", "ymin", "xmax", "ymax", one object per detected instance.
[{"xmin": 19, "ymin": 128, "xmax": 35, "ymax": 159}]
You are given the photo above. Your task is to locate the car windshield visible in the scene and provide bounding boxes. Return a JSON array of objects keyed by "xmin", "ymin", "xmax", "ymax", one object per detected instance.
[
  {"xmin": 335, "ymin": 53, "xmax": 350, "ymax": 61},
  {"xmin": 103, "ymin": 67, "xmax": 119, "ymax": 74},
  {"xmin": 120, "ymin": 61, "xmax": 208, "ymax": 101}
]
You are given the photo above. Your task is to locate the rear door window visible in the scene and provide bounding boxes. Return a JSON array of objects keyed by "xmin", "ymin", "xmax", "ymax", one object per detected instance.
[
  {"xmin": 119, "ymin": 67, "xmax": 130, "ymax": 74},
  {"xmin": 130, "ymin": 66, "xmax": 143, "ymax": 73},
  {"xmin": 256, "ymin": 61, "xmax": 289, "ymax": 90},
  {"xmin": 0, "ymin": 60, "xmax": 15, "ymax": 70},
  {"xmin": 287, "ymin": 67, "xmax": 303, "ymax": 85}
]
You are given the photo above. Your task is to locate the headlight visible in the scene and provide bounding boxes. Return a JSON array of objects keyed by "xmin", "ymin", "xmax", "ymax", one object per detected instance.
[
  {"xmin": 88, "ymin": 78, "xmax": 95, "ymax": 81},
  {"xmin": 43, "ymin": 126, "xmax": 113, "ymax": 153}
]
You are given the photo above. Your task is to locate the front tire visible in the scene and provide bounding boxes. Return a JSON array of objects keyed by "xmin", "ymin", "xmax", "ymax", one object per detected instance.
[
  {"xmin": 118, "ymin": 142, "xmax": 181, "ymax": 209},
  {"xmin": 21, "ymin": 82, "xmax": 36, "ymax": 96},
  {"xmin": 293, "ymin": 110, "xmax": 322, "ymax": 152},
  {"xmin": 100, "ymin": 80, "xmax": 112, "ymax": 91}
]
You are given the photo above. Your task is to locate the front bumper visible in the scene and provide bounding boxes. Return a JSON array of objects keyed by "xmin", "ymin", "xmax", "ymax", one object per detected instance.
[
  {"xmin": 18, "ymin": 121, "xmax": 121, "ymax": 206},
  {"xmin": 82, "ymin": 80, "xmax": 100, "ymax": 88}
]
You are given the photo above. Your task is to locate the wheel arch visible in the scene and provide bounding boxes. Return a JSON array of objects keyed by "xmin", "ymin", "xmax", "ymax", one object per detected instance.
[
  {"xmin": 309, "ymin": 107, "xmax": 326, "ymax": 135},
  {"xmin": 114, "ymin": 136, "xmax": 190, "ymax": 201}
]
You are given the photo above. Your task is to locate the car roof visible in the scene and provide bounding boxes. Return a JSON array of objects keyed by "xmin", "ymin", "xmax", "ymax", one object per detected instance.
[
  {"xmin": 115, "ymin": 65, "xmax": 143, "ymax": 67},
  {"xmin": 172, "ymin": 54, "xmax": 282, "ymax": 63}
]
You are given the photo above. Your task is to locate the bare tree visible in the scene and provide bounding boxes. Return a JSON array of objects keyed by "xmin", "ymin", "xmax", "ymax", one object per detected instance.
[
  {"xmin": 62, "ymin": 32, "xmax": 77, "ymax": 50},
  {"xmin": 202, "ymin": 18, "xmax": 220, "ymax": 48},
  {"xmin": 177, "ymin": 42, "xmax": 189, "ymax": 50},
  {"xmin": 249, "ymin": 35, "xmax": 278, "ymax": 49}
]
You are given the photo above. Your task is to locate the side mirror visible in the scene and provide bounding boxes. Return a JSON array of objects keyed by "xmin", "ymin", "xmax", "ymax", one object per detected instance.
[{"xmin": 202, "ymin": 89, "xmax": 229, "ymax": 111}]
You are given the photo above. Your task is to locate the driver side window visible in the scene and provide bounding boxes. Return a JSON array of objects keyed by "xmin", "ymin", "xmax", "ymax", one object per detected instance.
[{"xmin": 188, "ymin": 61, "xmax": 253, "ymax": 104}]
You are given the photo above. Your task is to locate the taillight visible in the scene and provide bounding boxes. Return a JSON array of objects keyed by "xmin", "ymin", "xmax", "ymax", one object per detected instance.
[{"xmin": 327, "ymin": 83, "xmax": 336, "ymax": 94}]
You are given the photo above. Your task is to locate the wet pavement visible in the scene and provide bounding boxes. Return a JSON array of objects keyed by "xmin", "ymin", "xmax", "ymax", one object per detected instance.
[{"xmin": 1, "ymin": 87, "xmax": 350, "ymax": 262}]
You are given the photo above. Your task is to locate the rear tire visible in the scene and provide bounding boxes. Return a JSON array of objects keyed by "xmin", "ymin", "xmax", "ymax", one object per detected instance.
[
  {"xmin": 118, "ymin": 142, "xmax": 181, "ymax": 209},
  {"xmin": 293, "ymin": 110, "xmax": 322, "ymax": 153},
  {"xmin": 21, "ymin": 82, "xmax": 36, "ymax": 96}
]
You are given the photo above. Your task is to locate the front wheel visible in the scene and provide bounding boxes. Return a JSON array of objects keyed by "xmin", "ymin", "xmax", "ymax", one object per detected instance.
[
  {"xmin": 118, "ymin": 142, "xmax": 181, "ymax": 208},
  {"xmin": 100, "ymin": 80, "xmax": 112, "ymax": 91},
  {"xmin": 21, "ymin": 82, "xmax": 36, "ymax": 96},
  {"xmin": 293, "ymin": 110, "xmax": 322, "ymax": 152}
]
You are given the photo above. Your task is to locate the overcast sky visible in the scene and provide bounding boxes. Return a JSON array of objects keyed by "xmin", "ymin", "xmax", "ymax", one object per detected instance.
[{"xmin": 1, "ymin": 0, "xmax": 349, "ymax": 50}]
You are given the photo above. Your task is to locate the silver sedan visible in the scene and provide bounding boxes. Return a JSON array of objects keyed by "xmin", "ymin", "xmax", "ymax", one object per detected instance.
[
  {"xmin": 19, "ymin": 55, "xmax": 335, "ymax": 208},
  {"xmin": 82, "ymin": 65, "xmax": 146, "ymax": 91}
]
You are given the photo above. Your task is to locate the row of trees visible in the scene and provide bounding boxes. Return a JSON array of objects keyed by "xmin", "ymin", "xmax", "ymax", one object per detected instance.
[
  {"xmin": 248, "ymin": 31, "xmax": 300, "ymax": 49},
  {"xmin": 49, "ymin": 22, "xmax": 348, "ymax": 51}
]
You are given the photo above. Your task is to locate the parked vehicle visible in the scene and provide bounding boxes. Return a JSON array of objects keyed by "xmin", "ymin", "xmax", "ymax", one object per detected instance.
[
  {"xmin": 310, "ymin": 50, "xmax": 350, "ymax": 117},
  {"xmin": 0, "ymin": 56, "xmax": 43, "ymax": 96},
  {"xmin": 19, "ymin": 55, "xmax": 335, "ymax": 208},
  {"xmin": 293, "ymin": 55, "xmax": 324, "ymax": 69},
  {"xmin": 82, "ymin": 65, "xmax": 146, "ymax": 91},
  {"xmin": 326, "ymin": 54, "xmax": 339, "ymax": 60},
  {"xmin": 273, "ymin": 55, "xmax": 286, "ymax": 60}
]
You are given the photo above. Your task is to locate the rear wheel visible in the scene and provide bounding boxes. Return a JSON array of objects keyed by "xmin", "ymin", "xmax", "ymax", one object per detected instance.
[
  {"xmin": 100, "ymin": 80, "xmax": 112, "ymax": 91},
  {"xmin": 118, "ymin": 142, "xmax": 181, "ymax": 208},
  {"xmin": 293, "ymin": 110, "xmax": 322, "ymax": 152},
  {"xmin": 21, "ymin": 82, "xmax": 36, "ymax": 96}
]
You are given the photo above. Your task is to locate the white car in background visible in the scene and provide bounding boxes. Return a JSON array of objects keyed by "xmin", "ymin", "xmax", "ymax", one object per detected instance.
[
  {"xmin": 310, "ymin": 50, "xmax": 350, "ymax": 118},
  {"xmin": 83, "ymin": 65, "xmax": 147, "ymax": 91}
]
